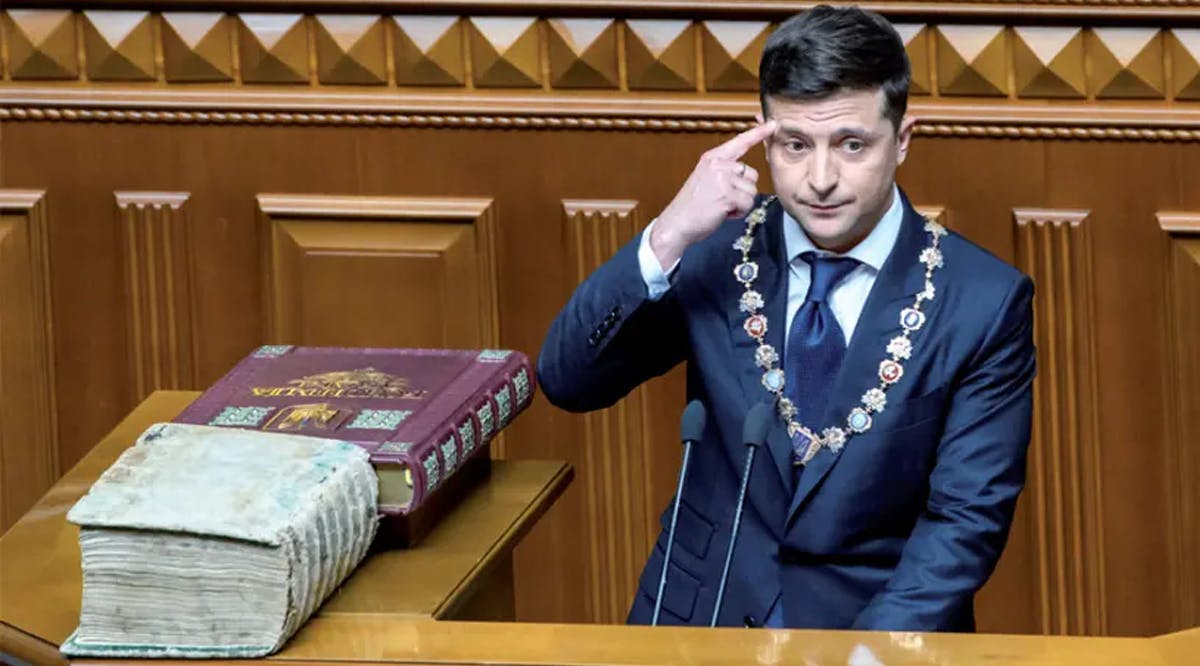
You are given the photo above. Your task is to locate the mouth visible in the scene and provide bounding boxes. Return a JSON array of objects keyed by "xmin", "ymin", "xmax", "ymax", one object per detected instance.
[{"xmin": 801, "ymin": 201, "xmax": 851, "ymax": 214}]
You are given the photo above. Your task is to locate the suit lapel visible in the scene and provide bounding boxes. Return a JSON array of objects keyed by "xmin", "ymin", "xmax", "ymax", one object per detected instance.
[
  {"xmin": 729, "ymin": 198, "xmax": 794, "ymax": 492},
  {"xmin": 786, "ymin": 192, "xmax": 931, "ymax": 525}
]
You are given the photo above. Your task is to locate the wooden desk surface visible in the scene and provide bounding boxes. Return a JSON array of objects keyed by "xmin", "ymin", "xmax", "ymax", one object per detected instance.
[
  {"xmin": 18, "ymin": 618, "xmax": 1198, "ymax": 665},
  {"xmin": 280, "ymin": 619, "xmax": 1200, "ymax": 666},
  {"xmin": 2, "ymin": 393, "xmax": 1196, "ymax": 666}
]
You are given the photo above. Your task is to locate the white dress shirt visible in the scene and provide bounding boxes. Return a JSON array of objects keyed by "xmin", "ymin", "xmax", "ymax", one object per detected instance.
[{"xmin": 637, "ymin": 185, "xmax": 904, "ymax": 351}]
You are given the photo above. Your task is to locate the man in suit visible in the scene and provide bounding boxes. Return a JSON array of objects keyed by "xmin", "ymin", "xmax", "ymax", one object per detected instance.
[{"xmin": 537, "ymin": 5, "xmax": 1035, "ymax": 632}]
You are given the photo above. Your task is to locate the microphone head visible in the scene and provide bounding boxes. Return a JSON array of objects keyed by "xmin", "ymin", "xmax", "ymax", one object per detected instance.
[
  {"xmin": 680, "ymin": 400, "xmax": 707, "ymax": 444},
  {"xmin": 742, "ymin": 401, "xmax": 774, "ymax": 448}
]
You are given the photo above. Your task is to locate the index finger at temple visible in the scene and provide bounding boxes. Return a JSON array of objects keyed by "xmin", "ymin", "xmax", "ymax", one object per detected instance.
[{"xmin": 711, "ymin": 121, "xmax": 777, "ymax": 160}]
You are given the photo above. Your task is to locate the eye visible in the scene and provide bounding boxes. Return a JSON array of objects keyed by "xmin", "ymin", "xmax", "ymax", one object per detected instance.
[
  {"xmin": 783, "ymin": 139, "xmax": 808, "ymax": 154},
  {"xmin": 842, "ymin": 138, "xmax": 867, "ymax": 153}
]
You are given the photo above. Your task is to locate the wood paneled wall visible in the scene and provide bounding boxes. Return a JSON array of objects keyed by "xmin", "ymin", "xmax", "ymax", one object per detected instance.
[
  {"xmin": 0, "ymin": 191, "xmax": 58, "ymax": 530},
  {"xmin": 1161, "ymin": 212, "xmax": 1200, "ymax": 634},
  {"xmin": 1, "ymin": 0, "xmax": 1197, "ymax": 639},
  {"xmin": 117, "ymin": 191, "xmax": 196, "ymax": 403}
]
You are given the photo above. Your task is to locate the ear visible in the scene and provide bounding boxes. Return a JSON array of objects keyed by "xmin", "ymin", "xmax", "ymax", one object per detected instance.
[{"xmin": 896, "ymin": 115, "xmax": 916, "ymax": 165}]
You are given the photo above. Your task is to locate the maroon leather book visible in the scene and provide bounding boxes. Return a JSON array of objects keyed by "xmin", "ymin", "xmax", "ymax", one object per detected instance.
[{"xmin": 173, "ymin": 345, "xmax": 533, "ymax": 517}]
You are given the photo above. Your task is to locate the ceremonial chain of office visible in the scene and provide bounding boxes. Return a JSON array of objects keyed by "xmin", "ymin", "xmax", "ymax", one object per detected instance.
[{"xmin": 732, "ymin": 196, "xmax": 948, "ymax": 466}]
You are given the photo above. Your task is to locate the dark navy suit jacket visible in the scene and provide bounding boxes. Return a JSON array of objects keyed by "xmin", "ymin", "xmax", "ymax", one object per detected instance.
[{"xmin": 537, "ymin": 191, "xmax": 1036, "ymax": 631}]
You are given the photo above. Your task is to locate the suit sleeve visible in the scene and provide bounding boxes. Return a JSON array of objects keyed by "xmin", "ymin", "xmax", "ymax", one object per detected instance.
[
  {"xmin": 852, "ymin": 276, "xmax": 1037, "ymax": 631},
  {"xmin": 536, "ymin": 229, "xmax": 688, "ymax": 413}
]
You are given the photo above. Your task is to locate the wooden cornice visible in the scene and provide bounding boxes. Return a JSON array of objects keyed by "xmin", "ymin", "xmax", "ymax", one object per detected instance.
[
  {"xmin": 3, "ymin": 86, "xmax": 1199, "ymax": 124},
  {"xmin": 4, "ymin": 1, "xmax": 1200, "ymax": 21},
  {"xmin": 5, "ymin": 6, "xmax": 1200, "ymax": 138}
]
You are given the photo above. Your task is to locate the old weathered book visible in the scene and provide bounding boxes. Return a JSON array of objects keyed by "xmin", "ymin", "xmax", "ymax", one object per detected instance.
[
  {"xmin": 62, "ymin": 422, "xmax": 378, "ymax": 658},
  {"xmin": 172, "ymin": 346, "xmax": 534, "ymax": 534}
]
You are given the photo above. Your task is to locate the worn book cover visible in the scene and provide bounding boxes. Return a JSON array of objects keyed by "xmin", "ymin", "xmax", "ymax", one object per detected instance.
[
  {"xmin": 62, "ymin": 422, "xmax": 378, "ymax": 658},
  {"xmin": 173, "ymin": 345, "xmax": 534, "ymax": 517}
]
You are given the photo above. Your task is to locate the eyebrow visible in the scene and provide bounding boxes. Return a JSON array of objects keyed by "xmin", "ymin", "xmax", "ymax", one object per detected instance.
[{"xmin": 776, "ymin": 123, "xmax": 879, "ymax": 141}]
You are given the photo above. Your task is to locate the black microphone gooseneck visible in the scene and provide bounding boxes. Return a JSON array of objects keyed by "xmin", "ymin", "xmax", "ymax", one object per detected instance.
[
  {"xmin": 651, "ymin": 400, "xmax": 707, "ymax": 626},
  {"xmin": 710, "ymin": 401, "xmax": 773, "ymax": 627}
]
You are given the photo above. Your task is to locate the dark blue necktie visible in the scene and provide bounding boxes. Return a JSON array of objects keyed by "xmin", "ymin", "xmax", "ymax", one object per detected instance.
[{"xmin": 784, "ymin": 251, "xmax": 861, "ymax": 466}]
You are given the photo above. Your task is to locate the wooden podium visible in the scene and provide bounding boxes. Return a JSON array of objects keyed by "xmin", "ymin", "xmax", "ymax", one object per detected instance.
[
  {"xmin": 0, "ymin": 391, "xmax": 573, "ymax": 664},
  {"xmin": 2, "ymin": 392, "xmax": 1197, "ymax": 666}
]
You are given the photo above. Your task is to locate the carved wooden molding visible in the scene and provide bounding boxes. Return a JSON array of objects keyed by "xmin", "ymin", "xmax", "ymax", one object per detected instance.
[
  {"xmin": 1157, "ymin": 211, "xmax": 1200, "ymax": 632},
  {"xmin": 913, "ymin": 124, "xmax": 1200, "ymax": 140},
  {"xmin": 7, "ymin": 86, "xmax": 1200, "ymax": 122},
  {"xmin": 563, "ymin": 199, "xmax": 638, "ymax": 219},
  {"xmin": 1013, "ymin": 208, "xmax": 1106, "ymax": 636},
  {"xmin": 5, "ymin": 1, "xmax": 1200, "ymax": 13},
  {"xmin": 1158, "ymin": 211, "xmax": 1200, "ymax": 233},
  {"xmin": 0, "ymin": 189, "xmax": 59, "ymax": 529},
  {"xmin": 469, "ymin": 16, "xmax": 542, "ymax": 88},
  {"xmin": 116, "ymin": 191, "xmax": 197, "ymax": 403},
  {"xmin": 3, "ymin": 106, "xmax": 1200, "ymax": 141},
  {"xmin": 256, "ymin": 194, "xmax": 502, "ymax": 451},
  {"xmin": 80, "ymin": 10, "xmax": 157, "ymax": 81},
  {"xmin": 937, "ymin": 25, "xmax": 1008, "ymax": 97},
  {"xmin": 4, "ymin": 12, "xmax": 1200, "ymax": 104},
  {"xmin": 1, "ymin": 9, "xmax": 78, "ymax": 80},
  {"xmin": 238, "ymin": 13, "xmax": 309, "ymax": 84},
  {"xmin": 702, "ymin": 20, "xmax": 769, "ymax": 92},
  {"xmin": 161, "ymin": 12, "xmax": 234, "ymax": 82},
  {"xmin": 1015, "ymin": 209, "xmax": 1089, "ymax": 227},
  {"xmin": 547, "ymin": 18, "xmax": 618, "ymax": 89},
  {"xmin": 257, "ymin": 194, "xmax": 495, "ymax": 220},
  {"xmin": 562, "ymin": 199, "xmax": 648, "ymax": 624},
  {"xmin": 393, "ymin": 16, "xmax": 465, "ymax": 86},
  {"xmin": 1173, "ymin": 29, "xmax": 1200, "ymax": 99},
  {"xmin": 625, "ymin": 20, "xmax": 697, "ymax": 91},
  {"xmin": 1012, "ymin": 26, "xmax": 1087, "ymax": 99},
  {"xmin": 314, "ymin": 15, "xmax": 388, "ymax": 86},
  {"xmin": 3, "ymin": 69, "xmax": 1199, "ymax": 137}
]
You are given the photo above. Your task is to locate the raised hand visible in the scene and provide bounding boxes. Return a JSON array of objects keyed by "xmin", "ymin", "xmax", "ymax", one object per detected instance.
[{"xmin": 649, "ymin": 120, "xmax": 777, "ymax": 269}]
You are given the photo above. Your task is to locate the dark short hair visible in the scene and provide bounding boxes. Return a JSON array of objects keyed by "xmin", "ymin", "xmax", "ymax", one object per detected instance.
[{"xmin": 759, "ymin": 5, "xmax": 911, "ymax": 131}]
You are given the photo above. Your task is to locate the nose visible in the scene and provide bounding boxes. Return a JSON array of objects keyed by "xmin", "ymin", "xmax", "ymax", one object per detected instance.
[{"xmin": 807, "ymin": 147, "xmax": 838, "ymax": 199}]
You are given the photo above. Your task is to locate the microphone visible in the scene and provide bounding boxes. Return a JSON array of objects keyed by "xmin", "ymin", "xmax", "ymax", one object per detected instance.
[
  {"xmin": 710, "ymin": 400, "xmax": 773, "ymax": 627},
  {"xmin": 652, "ymin": 400, "xmax": 707, "ymax": 626}
]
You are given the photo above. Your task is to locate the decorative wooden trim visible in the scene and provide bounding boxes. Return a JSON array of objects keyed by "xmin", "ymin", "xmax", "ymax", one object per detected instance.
[
  {"xmin": 3, "ymin": 83, "xmax": 1200, "ymax": 134},
  {"xmin": 4, "ymin": 105, "xmax": 1199, "ymax": 140},
  {"xmin": 1014, "ymin": 208, "xmax": 1106, "ymax": 636},
  {"xmin": 8, "ymin": 86, "xmax": 1200, "ymax": 122},
  {"xmin": 257, "ymin": 193, "xmax": 493, "ymax": 219},
  {"xmin": 1157, "ymin": 211, "xmax": 1200, "ymax": 632},
  {"xmin": 5, "ymin": 2, "xmax": 1200, "ymax": 17},
  {"xmin": 1, "ymin": 10, "xmax": 78, "ymax": 80},
  {"xmin": 5, "ymin": 13, "xmax": 1200, "ymax": 102},
  {"xmin": 562, "ymin": 199, "xmax": 647, "ymax": 624},
  {"xmin": 255, "ymin": 194, "xmax": 502, "ymax": 451},
  {"xmin": 563, "ymin": 199, "xmax": 638, "ymax": 216},
  {"xmin": 314, "ymin": 14, "xmax": 388, "ymax": 86},
  {"xmin": 161, "ymin": 12, "xmax": 235, "ymax": 82},
  {"xmin": 80, "ymin": 10, "xmax": 157, "ymax": 82},
  {"xmin": 116, "ymin": 191, "xmax": 197, "ymax": 403},
  {"xmin": 1158, "ymin": 211, "xmax": 1200, "ymax": 233},
  {"xmin": 1015, "ymin": 209, "xmax": 1089, "ymax": 227},
  {"xmin": 913, "ymin": 125, "xmax": 1200, "ymax": 140},
  {"xmin": 0, "ymin": 189, "xmax": 59, "ymax": 527}
]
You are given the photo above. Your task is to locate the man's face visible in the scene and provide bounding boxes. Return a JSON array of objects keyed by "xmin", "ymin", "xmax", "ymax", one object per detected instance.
[{"xmin": 759, "ymin": 89, "xmax": 914, "ymax": 253}]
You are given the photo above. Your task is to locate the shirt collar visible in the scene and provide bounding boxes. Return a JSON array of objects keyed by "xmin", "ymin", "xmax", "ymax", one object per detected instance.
[{"xmin": 782, "ymin": 183, "xmax": 904, "ymax": 273}]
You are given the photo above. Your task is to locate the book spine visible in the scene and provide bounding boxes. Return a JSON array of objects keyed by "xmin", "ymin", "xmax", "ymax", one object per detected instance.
[{"xmin": 388, "ymin": 352, "xmax": 534, "ymax": 516}]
